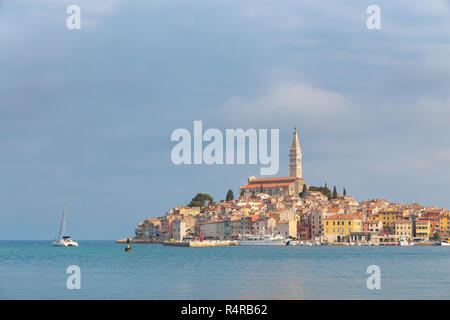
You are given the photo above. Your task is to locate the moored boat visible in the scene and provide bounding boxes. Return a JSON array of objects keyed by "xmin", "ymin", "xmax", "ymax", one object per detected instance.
[
  {"xmin": 52, "ymin": 202, "xmax": 78, "ymax": 247},
  {"xmin": 238, "ymin": 234, "xmax": 290, "ymax": 246},
  {"xmin": 399, "ymin": 238, "xmax": 415, "ymax": 246}
]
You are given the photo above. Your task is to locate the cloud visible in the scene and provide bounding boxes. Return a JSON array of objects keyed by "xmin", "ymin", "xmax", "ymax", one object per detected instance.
[
  {"xmin": 3, "ymin": 0, "xmax": 125, "ymax": 28},
  {"xmin": 220, "ymin": 82, "xmax": 357, "ymax": 131}
]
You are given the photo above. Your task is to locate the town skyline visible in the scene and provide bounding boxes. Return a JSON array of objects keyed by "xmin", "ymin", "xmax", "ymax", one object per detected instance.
[
  {"xmin": 2, "ymin": 1, "xmax": 450, "ymax": 240},
  {"xmin": 130, "ymin": 129, "xmax": 448, "ymax": 246}
]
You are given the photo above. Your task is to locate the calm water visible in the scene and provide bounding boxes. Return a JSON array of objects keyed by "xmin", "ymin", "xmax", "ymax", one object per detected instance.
[{"xmin": 0, "ymin": 241, "xmax": 449, "ymax": 299}]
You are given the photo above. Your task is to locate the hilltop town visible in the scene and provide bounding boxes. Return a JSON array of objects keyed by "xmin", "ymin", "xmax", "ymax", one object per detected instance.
[{"xmin": 132, "ymin": 129, "xmax": 449, "ymax": 245}]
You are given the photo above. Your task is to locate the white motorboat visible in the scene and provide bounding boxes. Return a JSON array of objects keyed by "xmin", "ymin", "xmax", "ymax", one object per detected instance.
[
  {"xmin": 238, "ymin": 234, "xmax": 290, "ymax": 246},
  {"xmin": 441, "ymin": 240, "xmax": 450, "ymax": 246},
  {"xmin": 399, "ymin": 238, "xmax": 414, "ymax": 246},
  {"xmin": 52, "ymin": 202, "xmax": 78, "ymax": 247}
]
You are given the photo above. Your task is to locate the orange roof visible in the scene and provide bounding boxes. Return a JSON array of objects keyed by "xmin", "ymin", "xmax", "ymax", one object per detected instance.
[
  {"xmin": 241, "ymin": 182, "xmax": 293, "ymax": 190},
  {"xmin": 326, "ymin": 213, "xmax": 363, "ymax": 220},
  {"xmin": 249, "ymin": 176, "xmax": 303, "ymax": 183},
  {"xmin": 394, "ymin": 219, "xmax": 412, "ymax": 224}
]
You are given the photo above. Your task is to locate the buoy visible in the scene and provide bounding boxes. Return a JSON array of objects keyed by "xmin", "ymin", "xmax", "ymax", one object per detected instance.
[{"xmin": 125, "ymin": 238, "xmax": 132, "ymax": 252}]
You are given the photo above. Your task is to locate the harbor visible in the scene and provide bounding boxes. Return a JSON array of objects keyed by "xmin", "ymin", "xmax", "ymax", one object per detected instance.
[{"xmin": 116, "ymin": 238, "xmax": 237, "ymax": 247}]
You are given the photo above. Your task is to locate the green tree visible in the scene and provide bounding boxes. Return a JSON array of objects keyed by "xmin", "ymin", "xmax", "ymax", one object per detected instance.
[
  {"xmin": 187, "ymin": 193, "xmax": 214, "ymax": 208},
  {"xmin": 433, "ymin": 232, "xmax": 440, "ymax": 241},
  {"xmin": 300, "ymin": 184, "xmax": 308, "ymax": 198},
  {"xmin": 240, "ymin": 190, "xmax": 244, "ymax": 197},
  {"xmin": 343, "ymin": 188, "xmax": 347, "ymax": 196},
  {"xmin": 226, "ymin": 189, "xmax": 234, "ymax": 202},
  {"xmin": 333, "ymin": 186, "xmax": 337, "ymax": 199},
  {"xmin": 260, "ymin": 184, "xmax": 264, "ymax": 193},
  {"xmin": 308, "ymin": 185, "xmax": 332, "ymax": 200}
]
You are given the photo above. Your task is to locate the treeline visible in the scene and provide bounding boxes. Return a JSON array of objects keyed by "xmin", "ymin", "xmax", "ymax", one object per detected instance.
[
  {"xmin": 301, "ymin": 183, "xmax": 347, "ymax": 200},
  {"xmin": 187, "ymin": 189, "xmax": 235, "ymax": 210}
]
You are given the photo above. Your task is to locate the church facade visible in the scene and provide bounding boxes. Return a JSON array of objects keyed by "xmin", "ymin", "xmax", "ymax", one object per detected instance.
[{"xmin": 240, "ymin": 128, "xmax": 306, "ymax": 197}]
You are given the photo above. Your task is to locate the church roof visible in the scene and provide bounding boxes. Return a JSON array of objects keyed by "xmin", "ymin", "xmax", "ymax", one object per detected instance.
[
  {"xmin": 241, "ymin": 182, "xmax": 294, "ymax": 190},
  {"xmin": 241, "ymin": 176, "xmax": 304, "ymax": 190},
  {"xmin": 248, "ymin": 176, "xmax": 303, "ymax": 184}
]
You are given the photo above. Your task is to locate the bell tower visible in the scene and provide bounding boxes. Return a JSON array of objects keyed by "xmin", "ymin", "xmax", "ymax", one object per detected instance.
[{"xmin": 289, "ymin": 127, "xmax": 302, "ymax": 178}]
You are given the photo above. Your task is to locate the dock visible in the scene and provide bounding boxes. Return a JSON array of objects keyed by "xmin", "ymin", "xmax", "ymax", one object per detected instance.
[
  {"xmin": 117, "ymin": 238, "xmax": 237, "ymax": 247},
  {"xmin": 116, "ymin": 238, "xmax": 162, "ymax": 244},
  {"xmin": 163, "ymin": 240, "xmax": 238, "ymax": 247}
]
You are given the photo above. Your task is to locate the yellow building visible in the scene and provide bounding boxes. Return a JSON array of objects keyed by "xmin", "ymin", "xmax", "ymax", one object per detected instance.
[
  {"xmin": 440, "ymin": 212, "xmax": 450, "ymax": 237},
  {"xmin": 394, "ymin": 220, "xmax": 413, "ymax": 240},
  {"xmin": 367, "ymin": 215, "xmax": 380, "ymax": 223},
  {"xmin": 415, "ymin": 220, "xmax": 431, "ymax": 240},
  {"xmin": 174, "ymin": 206, "xmax": 201, "ymax": 215},
  {"xmin": 323, "ymin": 214, "xmax": 363, "ymax": 243},
  {"xmin": 379, "ymin": 210, "xmax": 403, "ymax": 229}
]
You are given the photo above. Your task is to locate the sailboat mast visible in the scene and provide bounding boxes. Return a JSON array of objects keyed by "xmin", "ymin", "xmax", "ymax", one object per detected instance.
[{"xmin": 62, "ymin": 202, "xmax": 66, "ymax": 237}]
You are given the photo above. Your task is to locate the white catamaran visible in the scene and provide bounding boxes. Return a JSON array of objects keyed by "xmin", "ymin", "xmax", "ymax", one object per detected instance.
[{"xmin": 52, "ymin": 202, "xmax": 78, "ymax": 247}]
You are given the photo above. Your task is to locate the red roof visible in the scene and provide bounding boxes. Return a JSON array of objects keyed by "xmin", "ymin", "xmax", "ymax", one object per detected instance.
[
  {"xmin": 249, "ymin": 176, "xmax": 302, "ymax": 182},
  {"xmin": 327, "ymin": 213, "xmax": 363, "ymax": 220},
  {"xmin": 241, "ymin": 182, "xmax": 293, "ymax": 190}
]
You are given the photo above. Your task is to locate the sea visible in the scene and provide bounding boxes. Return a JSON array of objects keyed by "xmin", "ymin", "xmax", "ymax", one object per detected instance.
[{"xmin": 0, "ymin": 241, "xmax": 449, "ymax": 299}]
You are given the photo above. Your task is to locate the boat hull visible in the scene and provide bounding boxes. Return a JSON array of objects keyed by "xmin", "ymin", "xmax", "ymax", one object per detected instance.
[
  {"xmin": 52, "ymin": 240, "xmax": 78, "ymax": 247},
  {"xmin": 238, "ymin": 238, "xmax": 290, "ymax": 246}
]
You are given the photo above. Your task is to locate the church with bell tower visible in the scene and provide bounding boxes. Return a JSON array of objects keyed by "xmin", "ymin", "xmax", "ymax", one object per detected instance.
[{"xmin": 240, "ymin": 128, "xmax": 306, "ymax": 197}]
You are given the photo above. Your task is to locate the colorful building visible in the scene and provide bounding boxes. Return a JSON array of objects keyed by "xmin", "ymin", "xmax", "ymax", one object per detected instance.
[
  {"xmin": 415, "ymin": 219, "xmax": 431, "ymax": 240},
  {"xmin": 393, "ymin": 220, "xmax": 413, "ymax": 240},
  {"xmin": 379, "ymin": 209, "xmax": 403, "ymax": 230},
  {"xmin": 323, "ymin": 213, "xmax": 363, "ymax": 242},
  {"xmin": 440, "ymin": 211, "xmax": 450, "ymax": 237}
]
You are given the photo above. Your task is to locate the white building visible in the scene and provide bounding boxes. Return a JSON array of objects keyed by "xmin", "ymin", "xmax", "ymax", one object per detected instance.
[{"xmin": 173, "ymin": 220, "xmax": 187, "ymax": 241}]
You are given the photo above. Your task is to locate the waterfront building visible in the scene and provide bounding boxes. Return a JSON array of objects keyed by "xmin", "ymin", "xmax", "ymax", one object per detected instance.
[
  {"xmin": 393, "ymin": 220, "xmax": 414, "ymax": 240},
  {"xmin": 440, "ymin": 211, "xmax": 450, "ymax": 237},
  {"xmin": 135, "ymin": 218, "xmax": 161, "ymax": 239},
  {"xmin": 415, "ymin": 219, "xmax": 431, "ymax": 240},
  {"xmin": 252, "ymin": 216, "xmax": 268, "ymax": 235},
  {"xmin": 310, "ymin": 208, "xmax": 334, "ymax": 239},
  {"xmin": 172, "ymin": 220, "xmax": 187, "ymax": 241},
  {"xmin": 277, "ymin": 220, "xmax": 297, "ymax": 238},
  {"xmin": 423, "ymin": 211, "xmax": 440, "ymax": 234},
  {"xmin": 160, "ymin": 217, "xmax": 177, "ymax": 240},
  {"xmin": 298, "ymin": 221, "xmax": 311, "ymax": 240},
  {"xmin": 241, "ymin": 215, "xmax": 259, "ymax": 235},
  {"xmin": 323, "ymin": 213, "xmax": 363, "ymax": 243},
  {"xmin": 379, "ymin": 209, "xmax": 404, "ymax": 231},
  {"xmin": 362, "ymin": 220, "xmax": 383, "ymax": 234},
  {"xmin": 202, "ymin": 220, "xmax": 225, "ymax": 239}
]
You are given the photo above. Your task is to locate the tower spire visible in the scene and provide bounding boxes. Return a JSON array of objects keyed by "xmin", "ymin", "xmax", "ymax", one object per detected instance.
[{"xmin": 289, "ymin": 128, "xmax": 302, "ymax": 178}]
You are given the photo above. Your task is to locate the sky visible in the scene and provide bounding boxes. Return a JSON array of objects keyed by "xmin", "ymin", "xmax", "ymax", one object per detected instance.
[{"xmin": 1, "ymin": 0, "xmax": 450, "ymax": 240}]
